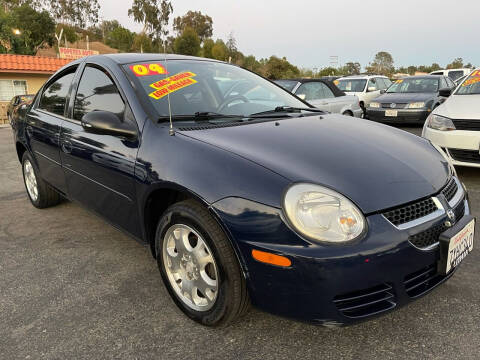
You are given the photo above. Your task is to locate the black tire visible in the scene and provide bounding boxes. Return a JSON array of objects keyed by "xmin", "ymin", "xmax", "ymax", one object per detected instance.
[
  {"xmin": 342, "ymin": 110, "xmax": 354, "ymax": 117},
  {"xmin": 155, "ymin": 199, "xmax": 249, "ymax": 326},
  {"xmin": 22, "ymin": 152, "xmax": 61, "ymax": 208}
]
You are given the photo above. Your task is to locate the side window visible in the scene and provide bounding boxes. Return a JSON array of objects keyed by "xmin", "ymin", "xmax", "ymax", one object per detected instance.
[
  {"xmin": 439, "ymin": 77, "xmax": 448, "ymax": 89},
  {"xmin": 446, "ymin": 77, "xmax": 455, "ymax": 88},
  {"xmin": 367, "ymin": 79, "xmax": 378, "ymax": 91},
  {"xmin": 38, "ymin": 70, "xmax": 76, "ymax": 116},
  {"xmin": 384, "ymin": 78, "xmax": 393, "ymax": 88},
  {"xmin": 73, "ymin": 66, "xmax": 125, "ymax": 121},
  {"xmin": 296, "ymin": 82, "xmax": 330, "ymax": 101},
  {"xmin": 376, "ymin": 78, "xmax": 387, "ymax": 89},
  {"xmin": 319, "ymin": 82, "xmax": 335, "ymax": 98},
  {"xmin": 447, "ymin": 70, "xmax": 463, "ymax": 81}
]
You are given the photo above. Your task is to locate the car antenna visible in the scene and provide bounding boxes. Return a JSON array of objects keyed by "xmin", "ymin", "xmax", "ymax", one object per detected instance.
[{"xmin": 162, "ymin": 37, "xmax": 175, "ymax": 136}]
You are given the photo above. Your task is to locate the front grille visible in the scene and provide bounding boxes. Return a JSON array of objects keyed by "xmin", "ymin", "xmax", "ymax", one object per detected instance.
[
  {"xmin": 449, "ymin": 149, "xmax": 480, "ymax": 164},
  {"xmin": 404, "ymin": 264, "xmax": 448, "ymax": 297},
  {"xmin": 383, "ymin": 198, "xmax": 437, "ymax": 226},
  {"xmin": 408, "ymin": 198, "xmax": 465, "ymax": 249},
  {"xmin": 452, "ymin": 119, "xmax": 480, "ymax": 131},
  {"xmin": 441, "ymin": 177, "xmax": 458, "ymax": 203},
  {"xmin": 381, "ymin": 103, "xmax": 407, "ymax": 109},
  {"xmin": 333, "ymin": 283, "xmax": 396, "ymax": 318}
]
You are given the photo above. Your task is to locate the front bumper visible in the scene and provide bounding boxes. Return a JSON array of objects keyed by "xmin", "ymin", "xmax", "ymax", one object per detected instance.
[
  {"xmin": 367, "ymin": 108, "xmax": 430, "ymax": 124},
  {"xmin": 212, "ymin": 194, "xmax": 470, "ymax": 325},
  {"xmin": 423, "ymin": 126, "xmax": 480, "ymax": 168}
]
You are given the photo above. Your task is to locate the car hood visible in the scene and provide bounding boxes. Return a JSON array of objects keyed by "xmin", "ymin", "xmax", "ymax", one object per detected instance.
[
  {"xmin": 374, "ymin": 92, "xmax": 435, "ymax": 103},
  {"xmin": 435, "ymin": 94, "xmax": 480, "ymax": 119},
  {"xmin": 178, "ymin": 115, "xmax": 449, "ymax": 213}
]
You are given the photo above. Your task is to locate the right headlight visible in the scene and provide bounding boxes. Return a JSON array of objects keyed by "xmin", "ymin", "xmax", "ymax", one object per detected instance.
[
  {"xmin": 369, "ymin": 102, "xmax": 380, "ymax": 108},
  {"xmin": 283, "ymin": 183, "xmax": 366, "ymax": 244},
  {"xmin": 427, "ymin": 114, "xmax": 456, "ymax": 131}
]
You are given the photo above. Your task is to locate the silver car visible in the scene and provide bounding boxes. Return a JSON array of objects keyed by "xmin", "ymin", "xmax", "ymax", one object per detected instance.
[{"xmin": 275, "ymin": 79, "xmax": 363, "ymax": 117}]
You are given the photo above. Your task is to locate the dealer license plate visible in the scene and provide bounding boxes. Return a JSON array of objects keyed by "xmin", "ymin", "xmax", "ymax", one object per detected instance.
[
  {"xmin": 445, "ymin": 219, "xmax": 475, "ymax": 274},
  {"xmin": 385, "ymin": 110, "xmax": 398, "ymax": 117}
]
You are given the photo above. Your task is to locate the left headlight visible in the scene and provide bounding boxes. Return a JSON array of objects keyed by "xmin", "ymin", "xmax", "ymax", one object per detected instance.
[
  {"xmin": 369, "ymin": 102, "xmax": 380, "ymax": 108},
  {"xmin": 283, "ymin": 183, "xmax": 366, "ymax": 243},
  {"xmin": 427, "ymin": 114, "xmax": 456, "ymax": 131},
  {"xmin": 407, "ymin": 102, "xmax": 425, "ymax": 109}
]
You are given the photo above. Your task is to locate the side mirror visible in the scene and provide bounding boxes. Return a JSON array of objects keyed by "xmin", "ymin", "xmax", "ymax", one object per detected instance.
[
  {"xmin": 380, "ymin": 89, "xmax": 386, "ymax": 94},
  {"xmin": 81, "ymin": 111, "xmax": 137, "ymax": 139},
  {"xmin": 438, "ymin": 88, "xmax": 452, "ymax": 97},
  {"xmin": 297, "ymin": 94, "xmax": 306, "ymax": 100}
]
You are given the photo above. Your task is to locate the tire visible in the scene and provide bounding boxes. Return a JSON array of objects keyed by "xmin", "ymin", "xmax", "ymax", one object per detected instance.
[
  {"xmin": 155, "ymin": 199, "xmax": 249, "ymax": 326},
  {"xmin": 22, "ymin": 152, "xmax": 61, "ymax": 208},
  {"xmin": 342, "ymin": 111, "xmax": 354, "ymax": 117}
]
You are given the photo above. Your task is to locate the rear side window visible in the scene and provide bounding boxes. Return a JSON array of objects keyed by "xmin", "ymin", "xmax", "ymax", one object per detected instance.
[
  {"xmin": 376, "ymin": 78, "xmax": 387, "ymax": 89},
  {"xmin": 296, "ymin": 82, "xmax": 334, "ymax": 101},
  {"xmin": 447, "ymin": 71, "xmax": 464, "ymax": 81},
  {"xmin": 39, "ymin": 69, "xmax": 76, "ymax": 116},
  {"xmin": 73, "ymin": 66, "xmax": 125, "ymax": 121}
]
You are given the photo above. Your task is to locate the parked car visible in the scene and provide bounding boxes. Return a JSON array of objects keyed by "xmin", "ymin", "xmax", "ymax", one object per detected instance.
[
  {"xmin": 13, "ymin": 54, "xmax": 473, "ymax": 326},
  {"xmin": 430, "ymin": 68, "xmax": 472, "ymax": 81},
  {"xmin": 423, "ymin": 69, "xmax": 480, "ymax": 167},
  {"xmin": 366, "ymin": 75, "xmax": 457, "ymax": 124},
  {"xmin": 335, "ymin": 75, "xmax": 392, "ymax": 116},
  {"xmin": 274, "ymin": 78, "xmax": 362, "ymax": 117},
  {"xmin": 7, "ymin": 94, "xmax": 34, "ymax": 125}
]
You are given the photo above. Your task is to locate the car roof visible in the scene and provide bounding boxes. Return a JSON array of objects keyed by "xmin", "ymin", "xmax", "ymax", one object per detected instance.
[
  {"xmin": 87, "ymin": 53, "xmax": 225, "ymax": 65},
  {"xmin": 338, "ymin": 74, "xmax": 388, "ymax": 80},
  {"xmin": 402, "ymin": 75, "xmax": 443, "ymax": 80}
]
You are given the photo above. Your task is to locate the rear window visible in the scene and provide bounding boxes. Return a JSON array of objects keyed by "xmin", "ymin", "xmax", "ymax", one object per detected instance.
[
  {"xmin": 448, "ymin": 70, "xmax": 464, "ymax": 81},
  {"xmin": 274, "ymin": 80, "xmax": 298, "ymax": 92}
]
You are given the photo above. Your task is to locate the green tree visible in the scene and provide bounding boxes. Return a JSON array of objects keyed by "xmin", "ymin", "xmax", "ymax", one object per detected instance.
[
  {"xmin": 202, "ymin": 38, "xmax": 214, "ymax": 58},
  {"xmin": 242, "ymin": 55, "xmax": 262, "ymax": 73},
  {"xmin": 211, "ymin": 39, "xmax": 228, "ymax": 61},
  {"xmin": 128, "ymin": 0, "xmax": 172, "ymax": 51},
  {"xmin": 446, "ymin": 58, "xmax": 464, "ymax": 69},
  {"xmin": 173, "ymin": 10, "xmax": 212, "ymax": 43},
  {"xmin": 173, "ymin": 26, "xmax": 200, "ymax": 56},
  {"xmin": 49, "ymin": 0, "xmax": 100, "ymax": 28},
  {"xmin": 366, "ymin": 51, "xmax": 394, "ymax": 76},
  {"xmin": 106, "ymin": 26, "xmax": 134, "ymax": 52},
  {"xmin": 56, "ymin": 23, "xmax": 78, "ymax": 44},
  {"xmin": 131, "ymin": 32, "xmax": 153, "ymax": 53},
  {"xmin": 264, "ymin": 56, "xmax": 299, "ymax": 79},
  {"xmin": 407, "ymin": 65, "xmax": 417, "ymax": 75},
  {"xmin": 0, "ymin": 4, "xmax": 55, "ymax": 54},
  {"xmin": 317, "ymin": 67, "xmax": 339, "ymax": 77},
  {"xmin": 339, "ymin": 62, "xmax": 361, "ymax": 75}
]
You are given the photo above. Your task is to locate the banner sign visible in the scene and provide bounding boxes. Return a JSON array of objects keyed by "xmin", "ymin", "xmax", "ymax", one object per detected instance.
[{"xmin": 59, "ymin": 47, "xmax": 99, "ymax": 60}]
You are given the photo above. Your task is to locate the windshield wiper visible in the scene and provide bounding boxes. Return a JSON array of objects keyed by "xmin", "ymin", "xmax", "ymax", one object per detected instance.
[
  {"xmin": 158, "ymin": 112, "xmax": 245, "ymax": 123},
  {"xmin": 249, "ymin": 106, "xmax": 324, "ymax": 117}
]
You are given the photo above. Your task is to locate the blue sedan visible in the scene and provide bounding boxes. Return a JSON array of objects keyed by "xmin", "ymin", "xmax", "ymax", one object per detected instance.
[{"xmin": 13, "ymin": 54, "xmax": 474, "ymax": 326}]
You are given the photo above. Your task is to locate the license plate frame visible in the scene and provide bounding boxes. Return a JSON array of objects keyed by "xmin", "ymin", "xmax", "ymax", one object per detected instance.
[
  {"xmin": 385, "ymin": 110, "xmax": 398, "ymax": 117},
  {"xmin": 438, "ymin": 216, "xmax": 475, "ymax": 275}
]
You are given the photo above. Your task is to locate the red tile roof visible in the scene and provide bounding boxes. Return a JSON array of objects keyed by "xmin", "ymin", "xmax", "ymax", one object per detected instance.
[{"xmin": 0, "ymin": 54, "xmax": 71, "ymax": 74}]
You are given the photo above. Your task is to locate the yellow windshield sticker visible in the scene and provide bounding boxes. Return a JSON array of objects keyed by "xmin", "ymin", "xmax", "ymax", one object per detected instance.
[
  {"xmin": 333, "ymin": 80, "xmax": 339, "ymax": 86},
  {"xmin": 396, "ymin": 79, "xmax": 403, "ymax": 83},
  {"xmin": 463, "ymin": 70, "xmax": 480, "ymax": 87},
  {"xmin": 149, "ymin": 72, "xmax": 197, "ymax": 100},
  {"xmin": 130, "ymin": 63, "xmax": 168, "ymax": 77}
]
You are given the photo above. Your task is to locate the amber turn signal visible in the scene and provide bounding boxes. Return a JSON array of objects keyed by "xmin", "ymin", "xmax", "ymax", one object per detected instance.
[{"xmin": 251, "ymin": 249, "xmax": 292, "ymax": 267}]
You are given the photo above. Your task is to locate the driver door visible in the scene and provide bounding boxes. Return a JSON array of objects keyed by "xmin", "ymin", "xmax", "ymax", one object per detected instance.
[{"xmin": 59, "ymin": 64, "xmax": 141, "ymax": 238}]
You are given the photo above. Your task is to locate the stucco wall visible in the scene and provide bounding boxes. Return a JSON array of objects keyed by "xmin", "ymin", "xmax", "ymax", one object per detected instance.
[{"xmin": 0, "ymin": 72, "xmax": 50, "ymax": 124}]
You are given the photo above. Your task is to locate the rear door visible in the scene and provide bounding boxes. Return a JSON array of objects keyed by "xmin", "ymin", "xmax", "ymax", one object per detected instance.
[
  {"xmin": 26, "ymin": 66, "xmax": 78, "ymax": 194},
  {"xmin": 59, "ymin": 64, "xmax": 141, "ymax": 237}
]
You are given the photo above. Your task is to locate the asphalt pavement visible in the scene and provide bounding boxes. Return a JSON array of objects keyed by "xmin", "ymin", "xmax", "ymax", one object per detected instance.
[{"xmin": 1, "ymin": 125, "xmax": 479, "ymax": 360}]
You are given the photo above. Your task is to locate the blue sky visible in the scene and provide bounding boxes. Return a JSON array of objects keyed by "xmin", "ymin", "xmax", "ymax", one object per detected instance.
[{"xmin": 99, "ymin": 0, "xmax": 479, "ymax": 70}]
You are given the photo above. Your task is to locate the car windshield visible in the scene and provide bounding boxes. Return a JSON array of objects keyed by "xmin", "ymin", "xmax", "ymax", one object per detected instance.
[
  {"xmin": 274, "ymin": 80, "xmax": 298, "ymax": 92},
  {"xmin": 386, "ymin": 78, "xmax": 439, "ymax": 93},
  {"xmin": 336, "ymin": 79, "xmax": 367, "ymax": 92},
  {"xmin": 125, "ymin": 60, "xmax": 307, "ymax": 121},
  {"xmin": 455, "ymin": 70, "xmax": 480, "ymax": 95}
]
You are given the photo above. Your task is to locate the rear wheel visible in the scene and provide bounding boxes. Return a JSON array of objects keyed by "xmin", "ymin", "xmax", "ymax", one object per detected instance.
[
  {"xmin": 155, "ymin": 199, "xmax": 249, "ymax": 326},
  {"xmin": 342, "ymin": 110, "xmax": 354, "ymax": 117},
  {"xmin": 22, "ymin": 152, "xmax": 61, "ymax": 208}
]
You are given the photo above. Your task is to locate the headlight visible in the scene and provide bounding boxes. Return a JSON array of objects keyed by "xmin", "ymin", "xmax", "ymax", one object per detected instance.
[
  {"xmin": 283, "ymin": 184, "xmax": 366, "ymax": 243},
  {"xmin": 369, "ymin": 102, "xmax": 380, "ymax": 108},
  {"xmin": 427, "ymin": 114, "xmax": 456, "ymax": 131},
  {"xmin": 407, "ymin": 102, "xmax": 425, "ymax": 109}
]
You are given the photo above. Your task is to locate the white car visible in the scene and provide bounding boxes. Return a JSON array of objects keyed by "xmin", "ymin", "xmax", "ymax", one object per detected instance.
[
  {"xmin": 335, "ymin": 75, "xmax": 392, "ymax": 116},
  {"xmin": 422, "ymin": 69, "xmax": 480, "ymax": 168},
  {"xmin": 430, "ymin": 68, "xmax": 473, "ymax": 82},
  {"xmin": 274, "ymin": 79, "xmax": 363, "ymax": 117}
]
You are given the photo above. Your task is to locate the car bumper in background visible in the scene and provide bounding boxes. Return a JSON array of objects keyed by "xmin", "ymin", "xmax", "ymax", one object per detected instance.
[
  {"xmin": 212, "ymin": 194, "xmax": 470, "ymax": 326},
  {"xmin": 423, "ymin": 127, "xmax": 480, "ymax": 168},
  {"xmin": 367, "ymin": 108, "xmax": 430, "ymax": 124}
]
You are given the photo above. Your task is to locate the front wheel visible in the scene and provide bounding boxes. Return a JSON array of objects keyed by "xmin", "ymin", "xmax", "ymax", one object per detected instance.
[{"xmin": 155, "ymin": 199, "xmax": 249, "ymax": 326}]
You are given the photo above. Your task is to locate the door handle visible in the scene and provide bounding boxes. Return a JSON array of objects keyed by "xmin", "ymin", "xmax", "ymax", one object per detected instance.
[
  {"xmin": 26, "ymin": 125, "xmax": 33, "ymax": 137},
  {"xmin": 61, "ymin": 140, "xmax": 72, "ymax": 154}
]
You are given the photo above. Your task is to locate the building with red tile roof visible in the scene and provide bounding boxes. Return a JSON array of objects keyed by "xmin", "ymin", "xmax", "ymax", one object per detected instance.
[{"xmin": 0, "ymin": 54, "xmax": 72, "ymax": 124}]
